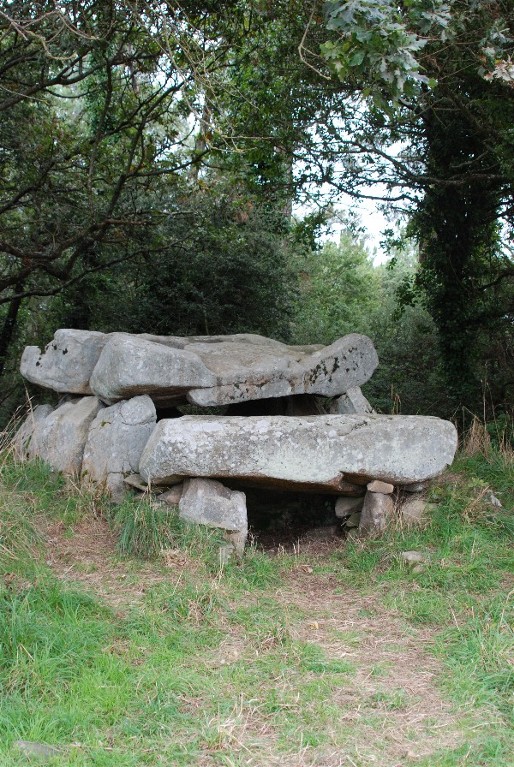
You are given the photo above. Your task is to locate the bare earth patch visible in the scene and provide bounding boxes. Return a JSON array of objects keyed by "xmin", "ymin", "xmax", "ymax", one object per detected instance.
[{"xmin": 40, "ymin": 516, "xmax": 170, "ymax": 610}]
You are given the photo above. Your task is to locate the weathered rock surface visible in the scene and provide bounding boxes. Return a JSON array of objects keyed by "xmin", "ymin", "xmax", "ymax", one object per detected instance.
[
  {"xmin": 367, "ymin": 479, "xmax": 394, "ymax": 494},
  {"xmin": 89, "ymin": 334, "xmax": 218, "ymax": 405},
  {"xmin": 334, "ymin": 495, "xmax": 365, "ymax": 518},
  {"xmin": 20, "ymin": 329, "xmax": 109, "ymax": 394},
  {"xmin": 187, "ymin": 333, "xmax": 379, "ymax": 406},
  {"xmin": 82, "ymin": 396, "xmax": 156, "ymax": 500},
  {"xmin": 159, "ymin": 484, "xmax": 184, "ymax": 506},
  {"xmin": 21, "ymin": 329, "xmax": 378, "ymax": 409},
  {"xmin": 27, "ymin": 396, "xmax": 103, "ymax": 474},
  {"xmin": 179, "ymin": 478, "xmax": 248, "ymax": 554},
  {"xmin": 329, "ymin": 386, "xmax": 374, "ymax": 415},
  {"xmin": 401, "ymin": 496, "xmax": 429, "ymax": 525},
  {"xmin": 139, "ymin": 414, "xmax": 458, "ymax": 490},
  {"xmin": 13, "ymin": 404, "xmax": 54, "ymax": 460},
  {"xmin": 359, "ymin": 491, "xmax": 395, "ymax": 535}
]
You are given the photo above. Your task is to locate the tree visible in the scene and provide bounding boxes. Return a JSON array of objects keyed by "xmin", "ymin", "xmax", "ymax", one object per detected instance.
[
  {"xmin": 291, "ymin": 229, "xmax": 379, "ymax": 345},
  {"xmin": 320, "ymin": 0, "xmax": 514, "ymax": 409}
]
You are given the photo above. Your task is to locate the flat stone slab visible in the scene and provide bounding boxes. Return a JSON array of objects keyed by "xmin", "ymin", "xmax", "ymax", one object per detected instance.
[
  {"xmin": 139, "ymin": 414, "xmax": 458, "ymax": 491},
  {"xmin": 186, "ymin": 333, "xmax": 378, "ymax": 406},
  {"xmin": 21, "ymin": 330, "xmax": 378, "ymax": 408},
  {"xmin": 89, "ymin": 334, "xmax": 218, "ymax": 406}
]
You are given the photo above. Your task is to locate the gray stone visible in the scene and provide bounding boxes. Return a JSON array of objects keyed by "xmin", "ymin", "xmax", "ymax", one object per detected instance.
[
  {"xmin": 335, "ymin": 495, "xmax": 365, "ymax": 518},
  {"xmin": 14, "ymin": 741, "xmax": 61, "ymax": 759},
  {"xmin": 329, "ymin": 386, "xmax": 374, "ymax": 414},
  {"xmin": 179, "ymin": 478, "xmax": 248, "ymax": 553},
  {"xmin": 159, "ymin": 483, "xmax": 184, "ymax": 506},
  {"xmin": 401, "ymin": 497, "xmax": 428, "ymax": 525},
  {"xmin": 20, "ymin": 329, "xmax": 108, "ymax": 394},
  {"xmin": 22, "ymin": 330, "xmax": 378, "ymax": 410},
  {"xmin": 400, "ymin": 550, "xmax": 426, "ymax": 564},
  {"xmin": 13, "ymin": 404, "xmax": 54, "ymax": 461},
  {"xmin": 188, "ymin": 333, "xmax": 378, "ymax": 406},
  {"xmin": 90, "ymin": 334, "xmax": 218, "ymax": 406},
  {"xmin": 123, "ymin": 473, "xmax": 149, "ymax": 492},
  {"xmin": 367, "ymin": 479, "xmax": 394, "ymax": 494},
  {"xmin": 82, "ymin": 396, "xmax": 156, "ymax": 500},
  {"xmin": 359, "ymin": 491, "xmax": 395, "ymax": 535},
  {"xmin": 485, "ymin": 490, "xmax": 502, "ymax": 508},
  {"xmin": 29, "ymin": 396, "xmax": 103, "ymax": 474},
  {"xmin": 140, "ymin": 414, "xmax": 458, "ymax": 491}
]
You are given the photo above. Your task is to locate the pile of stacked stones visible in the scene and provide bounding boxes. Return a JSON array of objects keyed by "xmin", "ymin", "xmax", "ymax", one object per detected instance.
[{"xmin": 15, "ymin": 329, "xmax": 458, "ymax": 555}]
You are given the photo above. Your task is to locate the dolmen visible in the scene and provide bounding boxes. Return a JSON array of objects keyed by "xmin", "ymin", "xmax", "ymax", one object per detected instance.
[{"xmin": 15, "ymin": 329, "xmax": 458, "ymax": 554}]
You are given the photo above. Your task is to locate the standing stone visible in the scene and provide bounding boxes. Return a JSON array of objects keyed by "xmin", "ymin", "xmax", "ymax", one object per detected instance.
[
  {"xmin": 82, "ymin": 396, "xmax": 156, "ymax": 501},
  {"xmin": 20, "ymin": 329, "xmax": 108, "ymax": 394},
  {"xmin": 13, "ymin": 404, "xmax": 54, "ymax": 461},
  {"xmin": 334, "ymin": 495, "xmax": 365, "ymax": 518},
  {"xmin": 329, "ymin": 387, "xmax": 374, "ymax": 415},
  {"xmin": 359, "ymin": 491, "xmax": 395, "ymax": 535},
  {"xmin": 28, "ymin": 396, "xmax": 104, "ymax": 475},
  {"xmin": 179, "ymin": 478, "xmax": 248, "ymax": 554}
]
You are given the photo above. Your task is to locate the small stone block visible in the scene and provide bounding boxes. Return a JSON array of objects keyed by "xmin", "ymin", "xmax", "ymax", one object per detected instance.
[
  {"xmin": 159, "ymin": 484, "xmax": 184, "ymax": 506},
  {"xmin": 367, "ymin": 479, "xmax": 394, "ymax": 494},
  {"xmin": 400, "ymin": 550, "xmax": 426, "ymax": 564},
  {"xmin": 123, "ymin": 473, "xmax": 148, "ymax": 491},
  {"xmin": 401, "ymin": 497, "xmax": 428, "ymax": 525},
  {"xmin": 335, "ymin": 495, "xmax": 364, "ymax": 518}
]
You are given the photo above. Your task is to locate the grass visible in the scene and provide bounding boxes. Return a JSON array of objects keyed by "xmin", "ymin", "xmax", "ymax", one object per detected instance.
[{"xmin": 0, "ymin": 441, "xmax": 513, "ymax": 766}]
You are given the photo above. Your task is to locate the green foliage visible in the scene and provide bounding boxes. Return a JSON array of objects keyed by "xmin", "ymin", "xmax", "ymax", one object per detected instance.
[
  {"xmin": 76, "ymin": 185, "xmax": 297, "ymax": 340},
  {"xmin": 291, "ymin": 231, "xmax": 380, "ymax": 345},
  {"xmin": 319, "ymin": 1, "xmax": 514, "ymax": 409}
]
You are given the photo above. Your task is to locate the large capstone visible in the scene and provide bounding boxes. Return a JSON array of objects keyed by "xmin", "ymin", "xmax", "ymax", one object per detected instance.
[
  {"xmin": 20, "ymin": 329, "xmax": 109, "ymax": 394},
  {"xmin": 186, "ymin": 333, "xmax": 378, "ymax": 406},
  {"xmin": 139, "ymin": 414, "xmax": 458, "ymax": 491},
  {"xmin": 89, "ymin": 334, "xmax": 218, "ymax": 405},
  {"xmin": 82, "ymin": 333, "xmax": 378, "ymax": 407}
]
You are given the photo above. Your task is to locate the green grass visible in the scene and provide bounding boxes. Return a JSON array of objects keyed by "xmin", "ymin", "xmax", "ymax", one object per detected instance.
[{"xmin": 0, "ymin": 448, "xmax": 513, "ymax": 766}]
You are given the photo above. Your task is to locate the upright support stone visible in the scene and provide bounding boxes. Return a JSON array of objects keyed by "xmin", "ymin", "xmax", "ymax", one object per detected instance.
[
  {"xmin": 28, "ymin": 396, "xmax": 104, "ymax": 475},
  {"xmin": 178, "ymin": 478, "xmax": 248, "ymax": 555},
  {"xmin": 13, "ymin": 404, "xmax": 54, "ymax": 461},
  {"xmin": 359, "ymin": 491, "xmax": 395, "ymax": 536},
  {"xmin": 329, "ymin": 386, "xmax": 374, "ymax": 415},
  {"xmin": 82, "ymin": 395, "xmax": 157, "ymax": 501}
]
